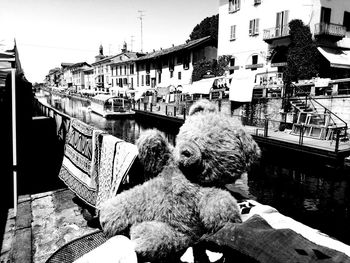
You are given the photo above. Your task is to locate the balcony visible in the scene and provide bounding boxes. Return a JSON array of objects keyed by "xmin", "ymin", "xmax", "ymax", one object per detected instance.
[
  {"xmin": 314, "ymin": 23, "xmax": 346, "ymax": 41},
  {"xmin": 263, "ymin": 25, "xmax": 290, "ymax": 43}
]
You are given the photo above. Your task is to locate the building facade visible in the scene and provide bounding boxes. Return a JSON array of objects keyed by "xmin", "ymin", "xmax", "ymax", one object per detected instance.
[
  {"xmin": 134, "ymin": 36, "xmax": 217, "ymax": 92},
  {"xmin": 108, "ymin": 43, "xmax": 143, "ymax": 94},
  {"xmin": 218, "ymin": 0, "xmax": 350, "ymax": 98},
  {"xmin": 69, "ymin": 62, "xmax": 91, "ymax": 92}
]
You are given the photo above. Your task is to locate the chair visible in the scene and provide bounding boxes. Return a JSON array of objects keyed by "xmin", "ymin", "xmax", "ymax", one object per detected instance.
[{"xmin": 45, "ymin": 230, "xmax": 108, "ymax": 263}]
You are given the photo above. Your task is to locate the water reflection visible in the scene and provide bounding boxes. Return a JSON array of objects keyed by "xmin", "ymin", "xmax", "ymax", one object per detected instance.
[{"xmin": 46, "ymin": 94, "xmax": 350, "ymax": 245}]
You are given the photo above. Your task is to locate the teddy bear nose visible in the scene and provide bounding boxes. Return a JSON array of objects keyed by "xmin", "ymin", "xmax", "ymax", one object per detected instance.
[{"xmin": 176, "ymin": 142, "xmax": 202, "ymax": 175}]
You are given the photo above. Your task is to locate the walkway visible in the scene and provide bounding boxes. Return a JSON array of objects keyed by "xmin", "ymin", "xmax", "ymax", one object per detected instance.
[
  {"xmin": 0, "ymin": 189, "xmax": 98, "ymax": 263},
  {"xmin": 133, "ymin": 104, "xmax": 350, "ymax": 161}
]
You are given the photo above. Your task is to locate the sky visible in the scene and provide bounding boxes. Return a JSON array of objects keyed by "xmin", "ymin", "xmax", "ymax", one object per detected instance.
[{"xmin": 0, "ymin": 0, "xmax": 218, "ymax": 83}]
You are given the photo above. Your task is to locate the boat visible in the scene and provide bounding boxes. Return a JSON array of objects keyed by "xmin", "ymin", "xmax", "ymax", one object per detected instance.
[{"xmin": 89, "ymin": 94, "xmax": 134, "ymax": 118}]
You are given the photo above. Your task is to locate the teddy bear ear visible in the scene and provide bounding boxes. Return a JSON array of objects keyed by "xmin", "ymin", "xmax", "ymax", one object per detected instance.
[
  {"xmin": 188, "ymin": 99, "xmax": 218, "ymax": 116},
  {"xmin": 136, "ymin": 129, "xmax": 172, "ymax": 180}
]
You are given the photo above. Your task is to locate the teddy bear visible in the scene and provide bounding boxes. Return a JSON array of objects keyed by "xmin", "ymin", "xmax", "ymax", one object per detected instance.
[{"xmin": 99, "ymin": 99, "xmax": 261, "ymax": 262}]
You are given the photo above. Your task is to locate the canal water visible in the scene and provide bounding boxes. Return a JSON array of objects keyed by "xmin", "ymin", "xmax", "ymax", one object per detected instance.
[{"xmin": 47, "ymin": 94, "xmax": 350, "ymax": 246}]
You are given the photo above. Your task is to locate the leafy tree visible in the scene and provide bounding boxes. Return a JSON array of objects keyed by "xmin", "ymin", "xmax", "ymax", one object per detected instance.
[
  {"xmin": 283, "ymin": 19, "xmax": 321, "ymax": 86},
  {"xmin": 192, "ymin": 55, "xmax": 231, "ymax": 82},
  {"xmin": 189, "ymin": 14, "xmax": 219, "ymax": 45}
]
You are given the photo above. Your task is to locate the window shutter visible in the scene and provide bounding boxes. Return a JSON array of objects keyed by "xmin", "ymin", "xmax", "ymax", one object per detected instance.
[
  {"xmin": 230, "ymin": 25, "xmax": 236, "ymax": 39},
  {"xmin": 254, "ymin": 19, "xmax": 259, "ymax": 35},
  {"xmin": 249, "ymin": 20, "xmax": 254, "ymax": 35},
  {"xmin": 237, "ymin": 0, "xmax": 241, "ymax": 10}
]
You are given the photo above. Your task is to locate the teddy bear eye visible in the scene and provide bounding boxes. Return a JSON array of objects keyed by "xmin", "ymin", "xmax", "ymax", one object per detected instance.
[{"xmin": 182, "ymin": 150, "xmax": 192, "ymax": 158}]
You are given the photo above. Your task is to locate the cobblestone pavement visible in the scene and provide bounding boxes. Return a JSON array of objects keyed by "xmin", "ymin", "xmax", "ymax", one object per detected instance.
[
  {"xmin": 0, "ymin": 188, "xmax": 98, "ymax": 263},
  {"xmin": 31, "ymin": 189, "xmax": 97, "ymax": 263}
]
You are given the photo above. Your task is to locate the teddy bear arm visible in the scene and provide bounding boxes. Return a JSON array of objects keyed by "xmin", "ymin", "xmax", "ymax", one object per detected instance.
[
  {"xmin": 99, "ymin": 188, "xmax": 148, "ymax": 237},
  {"xmin": 130, "ymin": 221, "xmax": 193, "ymax": 261},
  {"xmin": 198, "ymin": 188, "xmax": 242, "ymax": 232}
]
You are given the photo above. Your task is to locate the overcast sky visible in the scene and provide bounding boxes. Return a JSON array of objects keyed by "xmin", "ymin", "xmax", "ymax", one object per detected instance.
[{"xmin": 0, "ymin": 0, "xmax": 218, "ymax": 83}]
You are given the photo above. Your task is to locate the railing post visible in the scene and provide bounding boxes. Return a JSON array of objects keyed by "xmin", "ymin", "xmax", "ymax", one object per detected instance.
[
  {"xmin": 264, "ymin": 118, "xmax": 268, "ymax": 137},
  {"xmin": 144, "ymin": 103, "xmax": 147, "ymax": 111},
  {"xmin": 183, "ymin": 107, "xmax": 186, "ymax": 121},
  {"xmin": 299, "ymin": 124, "xmax": 304, "ymax": 145},
  {"xmin": 150, "ymin": 103, "xmax": 152, "ymax": 112},
  {"xmin": 335, "ymin": 129, "xmax": 340, "ymax": 153},
  {"xmin": 218, "ymin": 100, "xmax": 222, "ymax": 112},
  {"xmin": 165, "ymin": 105, "xmax": 168, "ymax": 116},
  {"xmin": 174, "ymin": 106, "xmax": 177, "ymax": 117},
  {"xmin": 138, "ymin": 100, "xmax": 140, "ymax": 110}
]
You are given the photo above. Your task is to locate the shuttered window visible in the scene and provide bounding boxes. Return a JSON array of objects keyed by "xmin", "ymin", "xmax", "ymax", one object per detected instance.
[
  {"xmin": 230, "ymin": 25, "xmax": 236, "ymax": 40},
  {"xmin": 249, "ymin": 19, "xmax": 260, "ymax": 36}
]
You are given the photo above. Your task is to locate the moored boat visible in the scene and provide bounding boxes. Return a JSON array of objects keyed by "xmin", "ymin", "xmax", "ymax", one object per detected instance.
[{"xmin": 89, "ymin": 94, "xmax": 134, "ymax": 118}]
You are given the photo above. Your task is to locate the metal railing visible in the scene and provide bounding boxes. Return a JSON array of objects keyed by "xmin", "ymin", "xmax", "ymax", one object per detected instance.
[
  {"xmin": 263, "ymin": 25, "xmax": 290, "ymax": 41},
  {"xmin": 314, "ymin": 22, "xmax": 346, "ymax": 37},
  {"xmin": 34, "ymin": 98, "xmax": 72, "ymax": 143}
]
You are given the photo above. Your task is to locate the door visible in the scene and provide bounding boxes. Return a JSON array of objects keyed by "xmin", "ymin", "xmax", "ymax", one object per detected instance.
[{"xmin": 321, "ymin": 7, "xmax": 331, "ymax": 24}]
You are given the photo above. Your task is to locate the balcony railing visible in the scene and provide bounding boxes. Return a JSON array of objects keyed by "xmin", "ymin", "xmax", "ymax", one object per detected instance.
[
  {"xmin": 263, "ymin": 25, "xmax": 290, "ymax": 43},
  {"xmin": 314, "ymin": 23, "xmax": 346, "ymax": 39}
]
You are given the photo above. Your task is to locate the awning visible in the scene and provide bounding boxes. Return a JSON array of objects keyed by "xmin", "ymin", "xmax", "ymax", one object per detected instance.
[
  {"xmin": 317, "ymin": 47, "xmax": 350, "ymax": 69},
  {"xmin": 188, "ymin": 77, "xmax": 217, "ymax": 95},
  {"xmin": 229, "ymin": 74, "xmax": 254, "ymax": 102}
]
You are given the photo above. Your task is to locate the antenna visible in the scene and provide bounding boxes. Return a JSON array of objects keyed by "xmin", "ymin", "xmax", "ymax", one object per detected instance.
[
  {"xmin": 130, "ymin": 35, "xmax": 135, "ymax": 52},
  {"xmin": 138, "ymin": 10, "xmax": 145, "ymax": 52}
]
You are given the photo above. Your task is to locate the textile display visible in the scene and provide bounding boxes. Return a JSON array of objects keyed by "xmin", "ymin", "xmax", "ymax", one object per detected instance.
[
  {"xmin": 96, "ymin": 134, "xmax": 138, "ymax": 209},
  {"xmin": 58, "ymin": 118, "xmax": 105, "ymax": 207},
  {"xmin": 194, "ymin": 200, "xmax": 350, "ymax": 263}
]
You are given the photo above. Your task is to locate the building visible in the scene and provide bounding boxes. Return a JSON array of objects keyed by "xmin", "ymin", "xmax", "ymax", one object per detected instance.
[
  {"xmin": 45, "ymin": 67, "xmax": 61, "ymax": 87},
  {"xmin": 91, "ymin": 45, "xmax": 111, "ymax": 93},
  {"xmin": 69, "ymin": 62, "xmax": 91, "ymax": 92},
  {"xmin": 60, "ymin": 63, "xmax": 74, "ymax": 88},
  {"xmin": 218, "ymin": 0, "xmax": 350, "ymax": 99},
  {"xmin": 108, "ymin": 42, "xmax": 144, "ymax": 95},
  {"xmin": 83, "ymin": 67, "xmax": 95, "ymax": 91},
  {"xmin": 133, "ymin": 36, "xmax": 217, "ymax": 95}
]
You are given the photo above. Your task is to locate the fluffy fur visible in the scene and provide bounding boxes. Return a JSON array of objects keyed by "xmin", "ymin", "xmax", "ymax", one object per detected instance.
[{"xmin": 99, "ymin": 99, "xmax": 260, "ymax": 262}]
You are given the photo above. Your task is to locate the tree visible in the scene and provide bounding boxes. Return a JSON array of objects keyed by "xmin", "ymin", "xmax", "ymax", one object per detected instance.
[
  {"xmin": 189, "ymin": 14, "xmax": 219, "ymax": 45},
  {"xmin": 283, "ymin": 19, "xmax": 321, "ymax": 86},
  {"xmin": 191, "ymin": 55, "xmax": 231, "ymax": 82}
]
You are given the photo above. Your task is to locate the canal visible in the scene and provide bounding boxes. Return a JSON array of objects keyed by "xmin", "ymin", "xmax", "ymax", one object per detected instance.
[{"xmin": 46, "ymin": 94, "xmax": 350, "ymax": 246}]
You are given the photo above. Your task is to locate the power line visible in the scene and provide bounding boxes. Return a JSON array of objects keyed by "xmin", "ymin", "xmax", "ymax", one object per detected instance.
[
  {"xmin": 138, "ymin": 10, "xmax": 145, "ymax": 53},
  {"xmin": 19, "ymin": 43, "xmax": 96, "ymax": 53}
]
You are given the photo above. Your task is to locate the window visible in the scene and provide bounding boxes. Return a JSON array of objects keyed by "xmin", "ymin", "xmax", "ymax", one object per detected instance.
[
  {"xmin": 158, "ymin": 72, "xmax": 161, "ymax": 83},
  {"xmin": 229, "ymin": 0, "xmax": 240, "ymax": 13},
  {"xmin": 131, "ymin": 77, "xmax": 134, "ymax": 88},
  {"xmin": 146, "ymin": 63, "xmax": 150, "ymax": 73},
  {"xmin": 112, "ymin": 79, "xmax": 114, "ymax": 87},
  {"xmin": 229, "ymin": 57, "xmax": 235, "ymax": 74},
  {"xmin": 178, "ymin": 72, "xmax": 182, "ymax": 80},
  {"xmin": 249, "ymin": 19, "xmax": 259, "ymax": 36},
  {"xmin": 169, "ymin": 57, "xmax": 175, "ymax": 71},
  {"xmin": 275, "ymin": 10, "xmax": 289, "ymax": 37},
  {"xmin": 123, "ymin": 78, "xmax": 128, "ymax": 85},
  {"xmin": 183, "ymin": 53, "xmax": 190, "ymax": 70},
  {"xmin": 170, "ymin": 71, "xmax": 174, "ymax": 78},
  {"xmin": 141, "ymin": 75, "xmax": 144, "ymax": 86},
  {"xmin": 321, "ymin": 7, "xmax": 331, "ymax": 24},
  {"xmin": 343, "ymin": 11, "xmax": 350, "ymax": 31},
  {"xmin": 124, "ymin": 65, "xmax": 127, "ymax": 75},
  {"xmin": 130, "ymin": 64, "xmax": 134, "ymax": 74},
  {"xmin": 254, "ymin": 0, "xmax": 261, "ymax": 5},
  {"xmin": 251, "ymin": 55, "xmax": 258, "ymax": 71},
  {"xmin": 230, "ymin": 25, "xmax": 236, "ymax": 40},
  {"xmin": 177, "ymin": 54, "xmax": 183, "ymax": 65},
  {"xmin": 146, "ymin": 75, "xmax": 150, "ymax": 86}
]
